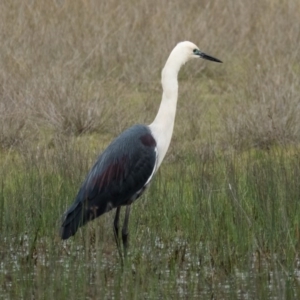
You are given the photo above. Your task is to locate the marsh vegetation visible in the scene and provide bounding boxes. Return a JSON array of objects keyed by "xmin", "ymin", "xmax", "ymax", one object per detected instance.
[{"xmin": 1, "ymin": 0, "xmax": 300, "ymax": 298}]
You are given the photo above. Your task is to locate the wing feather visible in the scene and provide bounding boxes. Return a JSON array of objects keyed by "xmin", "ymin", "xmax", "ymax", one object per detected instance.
[{"xmin": 62, "ymin": 125, "xmax": 157, "ymax": 230}]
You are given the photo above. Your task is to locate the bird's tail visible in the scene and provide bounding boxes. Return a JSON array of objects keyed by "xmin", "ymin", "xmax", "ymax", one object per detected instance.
[{"xmin": 60, "ymin": 202, "xmax": 87, "ymax": 240}]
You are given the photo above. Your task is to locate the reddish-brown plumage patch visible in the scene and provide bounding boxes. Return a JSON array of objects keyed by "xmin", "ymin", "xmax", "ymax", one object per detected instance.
[
  {"xmin": 140, "ymin": 134, "xmax": 156, "ymax": 147},
  {"xmin": 92, "ymin": 156, "xmax": 127, "ymax": 188}
]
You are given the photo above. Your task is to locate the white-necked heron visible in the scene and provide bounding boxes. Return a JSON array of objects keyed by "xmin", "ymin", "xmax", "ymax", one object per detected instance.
[{"xmin": 60, "ymin": 41, "xmax": 222, "ymax": 256}]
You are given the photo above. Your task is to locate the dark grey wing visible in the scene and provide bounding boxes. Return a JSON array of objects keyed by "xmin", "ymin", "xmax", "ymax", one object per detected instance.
[
  {"xmin": 84, "ymin": 125, "xmax": 157, "ymax": 208},
  {"xmin": 60, "ymin": 124, "xmax": 157, "ymax": 239}
]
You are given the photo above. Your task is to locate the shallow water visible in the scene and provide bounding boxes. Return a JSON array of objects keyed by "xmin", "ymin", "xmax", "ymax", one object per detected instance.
[{"xmin": 1, "ymin": 234, "xmax": 299, "ymax": 299}]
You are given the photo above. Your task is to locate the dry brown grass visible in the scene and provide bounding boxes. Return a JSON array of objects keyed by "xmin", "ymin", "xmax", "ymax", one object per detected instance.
[{"xmin": 0, "ymin": 0, "xmax": 300, "ymax": 153}]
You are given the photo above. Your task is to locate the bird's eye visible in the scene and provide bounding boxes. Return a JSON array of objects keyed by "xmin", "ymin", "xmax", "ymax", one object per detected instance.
[{"xmin": 193, "ymin": 49, "xmax": 198, "ymax": 54}]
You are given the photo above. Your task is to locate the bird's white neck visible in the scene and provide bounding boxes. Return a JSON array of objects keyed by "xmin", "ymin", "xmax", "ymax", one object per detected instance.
[{"xmin": 149, "ymin": 50, "xmax": 183, "ymax": 169}]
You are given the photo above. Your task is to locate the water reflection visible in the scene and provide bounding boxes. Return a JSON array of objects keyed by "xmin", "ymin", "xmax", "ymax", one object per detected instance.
[{"xmin": 1, "ymin": 234, "xmax": 299, "ymax": 299}]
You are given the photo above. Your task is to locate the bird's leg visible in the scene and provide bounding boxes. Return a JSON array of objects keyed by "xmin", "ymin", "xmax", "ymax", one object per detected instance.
[
  {"xmin": 122, "ymin": 205, "xmax": 131, "ymax": 257},
  {"xmin": 113, "ymin": 207, "xmax": 123, "ymax": 262},
  {"xmin": 114, "ymin": 207, "xmax": 121, "ymax": 239}
]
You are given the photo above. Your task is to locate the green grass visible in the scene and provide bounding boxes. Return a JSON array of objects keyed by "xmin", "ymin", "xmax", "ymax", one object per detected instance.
[{"xmin": 1, "ymin": 146, "xmax": 300, "ymax": 299}]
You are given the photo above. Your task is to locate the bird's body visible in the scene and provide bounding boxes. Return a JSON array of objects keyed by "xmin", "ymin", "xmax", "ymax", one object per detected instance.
[
  {"xmin": 60, "ymin": 124, "xmax": 157, "ymax": 239},
  {"xmin": 60, "ymin": 41, "xmax": 222, "ymax": 253}
]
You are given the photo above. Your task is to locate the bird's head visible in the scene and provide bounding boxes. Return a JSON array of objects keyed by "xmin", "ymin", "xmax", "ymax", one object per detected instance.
[{"xmin": 170, "ymin": 41, "xmax": 222, "ymax": 66}]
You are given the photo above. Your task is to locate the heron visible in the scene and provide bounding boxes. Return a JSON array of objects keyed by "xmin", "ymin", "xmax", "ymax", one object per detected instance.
[{"xmin": 60, "ymin": 41, "xmax": 222, "ymax": 256}]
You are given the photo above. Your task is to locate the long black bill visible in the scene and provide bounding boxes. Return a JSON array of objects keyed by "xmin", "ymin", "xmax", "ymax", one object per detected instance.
[{"xmin": 199, "ymin": 52, "xmax": 222, "ymax": 63}]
